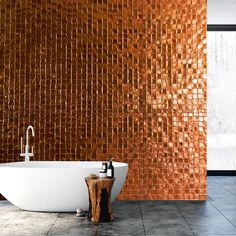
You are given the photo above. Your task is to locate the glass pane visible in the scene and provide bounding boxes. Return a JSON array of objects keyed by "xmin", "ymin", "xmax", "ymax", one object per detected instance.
[{"xmin": 207, "ymin": 31, "xmax": 236, "ymax": 170}]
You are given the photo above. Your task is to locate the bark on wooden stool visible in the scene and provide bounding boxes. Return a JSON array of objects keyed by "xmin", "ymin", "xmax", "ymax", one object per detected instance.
[{"xmin": 85, "ymin": 177, "xmax": 115, "ymax": 223}]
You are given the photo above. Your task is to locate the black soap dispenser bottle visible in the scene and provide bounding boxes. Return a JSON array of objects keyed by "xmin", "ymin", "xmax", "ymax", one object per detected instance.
[{"xmin": 107, "ymin": 160, "xmax": 114, "ymax": 179}]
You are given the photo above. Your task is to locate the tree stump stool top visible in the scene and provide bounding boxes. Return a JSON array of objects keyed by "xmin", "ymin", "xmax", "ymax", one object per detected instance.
[{"xmin": 85, "ymin": 177, "xmax": 115, "ymax": 223}]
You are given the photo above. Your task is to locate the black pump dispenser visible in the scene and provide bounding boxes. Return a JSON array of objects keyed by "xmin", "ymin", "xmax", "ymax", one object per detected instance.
[{"xmin": 107, "ymin": 160, "xmax": 114, "ymax": 178}]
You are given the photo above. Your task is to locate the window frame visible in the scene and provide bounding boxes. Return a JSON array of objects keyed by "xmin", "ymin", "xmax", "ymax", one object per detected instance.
[{"xmin": 207, "ymin": 25, "xmax": 236, "ymax": 31}]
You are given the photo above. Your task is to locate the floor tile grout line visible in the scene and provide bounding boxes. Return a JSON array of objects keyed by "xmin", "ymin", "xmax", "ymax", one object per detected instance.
[
  {"xmin": 208, "ymin": 200, "xmax": 236, "ymax": 229},
  {"xmin": 138, "ymin": 201, "xmax": 147, "ymax": 236},
  {"xmin": 0, "ymin": 210, "xmax": 22, "ymax": 232},
  {"xmin": 95, "ymin": 222, "xmax": 99, "ymax": 235},
  {"xmin": 174, "ymin": 202, "xmax": 196, "ymax": 236},
  {"xmin": 45, "ymin": 213, "xmax": 60, "ymax": 236},
  {"xmin": 209, "ymin": 178, "xmax": 236, "ymax": 198},
  {"xmin": 207, "ymin": 192, "xmax": 215, "ymax": 201}
]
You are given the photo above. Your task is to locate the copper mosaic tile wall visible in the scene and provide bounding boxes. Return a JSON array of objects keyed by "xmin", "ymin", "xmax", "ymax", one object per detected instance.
[{"xmin": 0, "ymin": 0, "xmax": 207, "ymax": 200}]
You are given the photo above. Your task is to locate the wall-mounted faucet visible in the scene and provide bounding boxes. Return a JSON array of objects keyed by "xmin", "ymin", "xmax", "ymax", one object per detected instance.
[{"xmin": 20, "ymin": 125, "xmax": 35, "ymax": 162}]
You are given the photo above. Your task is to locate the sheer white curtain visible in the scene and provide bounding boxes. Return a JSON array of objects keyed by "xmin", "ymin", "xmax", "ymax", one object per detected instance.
[
  {"xmin": 208, "ymin": 32, "xmax": 236, "ymax": 134},
  {"xmin": 207, "ymin": 31, "xmax": 236, "ymax": 170}
]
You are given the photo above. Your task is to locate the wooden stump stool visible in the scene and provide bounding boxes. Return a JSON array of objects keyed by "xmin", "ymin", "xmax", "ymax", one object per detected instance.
[{"xmin": 85, "ymin": 177, "xmax": 115, "ymax": 223}]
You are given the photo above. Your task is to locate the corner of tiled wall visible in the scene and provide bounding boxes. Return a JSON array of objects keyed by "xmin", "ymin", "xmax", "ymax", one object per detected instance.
[{"xmin": 0, "ymin": 0, "xmax": 207, "ymax": 200}]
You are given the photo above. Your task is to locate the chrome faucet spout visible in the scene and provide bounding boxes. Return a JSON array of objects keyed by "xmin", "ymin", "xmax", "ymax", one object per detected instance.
[
  {"xmin": 20, "ymin": 125, "xmax": 35, "ymax": 162},
  {"xmin": 26, "ymin": 125, "xmax": 35, "ymax": 146}
]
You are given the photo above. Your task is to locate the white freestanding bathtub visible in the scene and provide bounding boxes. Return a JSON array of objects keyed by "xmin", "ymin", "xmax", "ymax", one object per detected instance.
[{"xmin": 0, "ymin": 161, "xmax": 128, "ymax": 212}]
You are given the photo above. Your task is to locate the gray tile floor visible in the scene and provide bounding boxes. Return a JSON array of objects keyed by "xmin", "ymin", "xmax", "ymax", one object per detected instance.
[{"xmin": 1, "ymin": 176, "xmax": 236, "ymax": 235}]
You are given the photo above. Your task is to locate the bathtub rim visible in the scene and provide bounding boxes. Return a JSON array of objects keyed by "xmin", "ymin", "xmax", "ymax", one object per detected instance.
[{"xmin": 0, "ymin": 161, "xmax": 128, "ymax": 169}]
